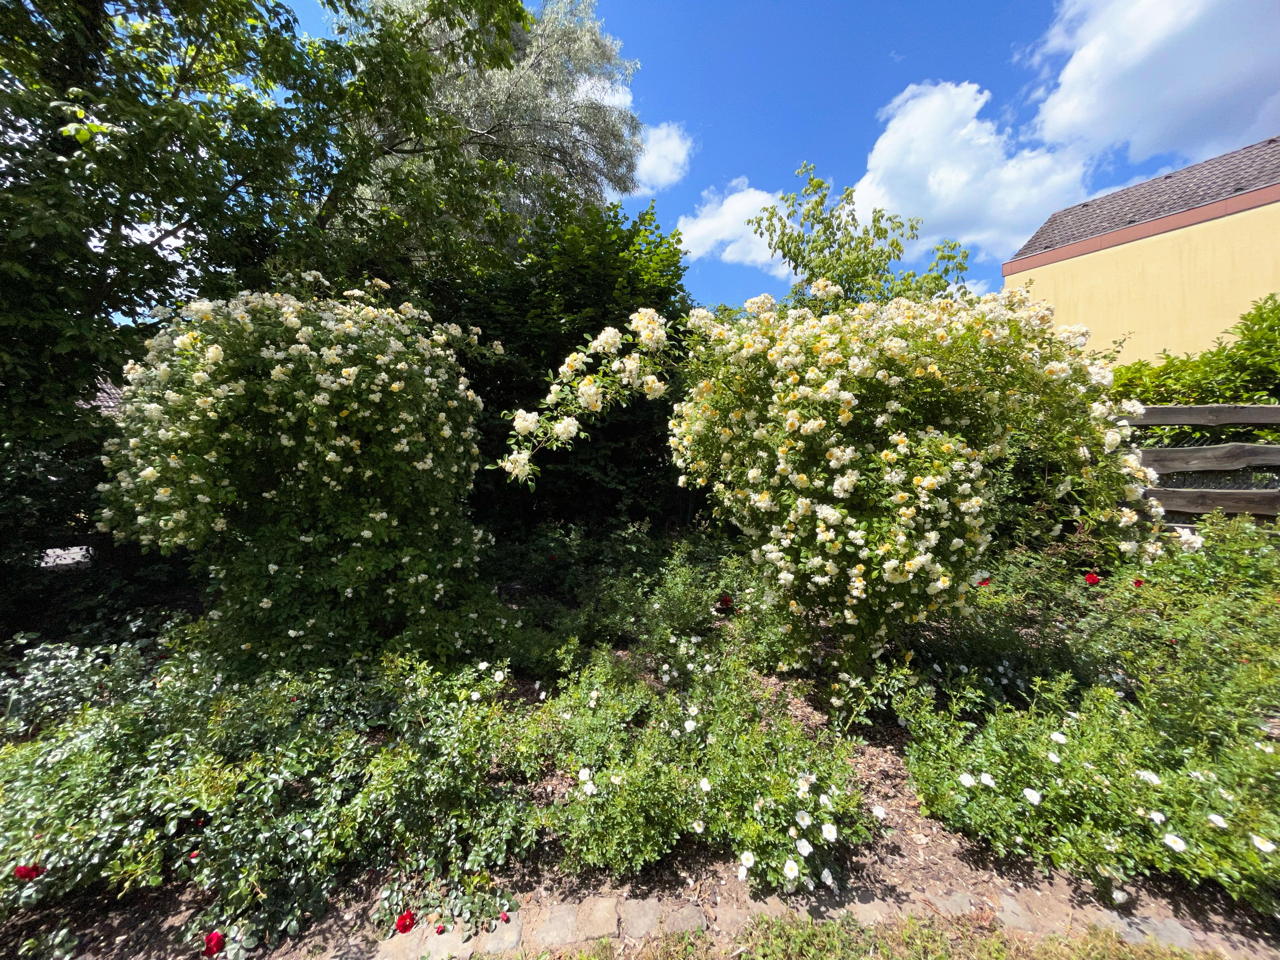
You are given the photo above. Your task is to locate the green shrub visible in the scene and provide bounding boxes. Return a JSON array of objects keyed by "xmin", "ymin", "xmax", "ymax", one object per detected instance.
[
  {"xmin": 896, "ymin": 517, "xmax": 1280, "ymax": 911},
  {"xmin": 0, "ymin": 648, "xmax": 532, "ymax": 951},
  {"xmin": 98, "ymin": 285, "xmax": 489, "ymax": 660},
  {"xmin": 1113, "ymin": 293, "xmax": 1280, "ymax": 445},
  {"xmin": 514, "ymin": 640, "xmax": 871, "ymax": 892},
  {"xmin": 508, "ymin": 288, "xmax": 1171, "ymax": 654}
]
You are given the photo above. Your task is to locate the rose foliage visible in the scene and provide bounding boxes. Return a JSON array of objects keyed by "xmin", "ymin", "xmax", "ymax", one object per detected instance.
[
  {"xmin": 98, "ymin": 286, "xmax": 487, "ymax": 658},
  {"xmin": 504, "ymin": 286, "xmax": 1169, "ymax": 646}
]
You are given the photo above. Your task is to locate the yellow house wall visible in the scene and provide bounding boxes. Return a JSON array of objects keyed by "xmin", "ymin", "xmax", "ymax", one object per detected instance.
[{"xmin": 1003, "ymin": 201, "xmax": 1280, "ymax": 362}]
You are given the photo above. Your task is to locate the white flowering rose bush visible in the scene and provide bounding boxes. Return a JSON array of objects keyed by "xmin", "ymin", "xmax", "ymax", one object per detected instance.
[
  {"xmin": 505, "ymin": 286, "xmax": 1165, "ymax": 646},
  {"xmin": 98, "ymin": 288, "xmax": 487, "ymax": 657}
]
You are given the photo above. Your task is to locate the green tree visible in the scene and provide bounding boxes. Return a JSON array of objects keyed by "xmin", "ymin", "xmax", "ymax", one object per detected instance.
[
  {"xmin": 749, "ymin": 163, "xmax": 971, "ymax": 303},
  {"xmin": 0, "ymin": 0, "xmax": 528, "ymax": 443}
]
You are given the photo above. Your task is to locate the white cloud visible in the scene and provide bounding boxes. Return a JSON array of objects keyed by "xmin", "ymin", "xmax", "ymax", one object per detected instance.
[
  {"xmin": 853, "ymin": 0, "xmax": 1280, "ymax": 265},
  {"xmin": 676, "ymin": 177, "xmax": 791, "ymax": 279},
  {"xmin": 633, "ymin": 122, "xmax": 694, "ymax": 194},
  {"xmin": 854, "ymin": 82, "xmax": 1089, "ymax": 261},
  {"xmin": 1032, "ymin": 0, "xmax": 1280, "ymax": 163}
]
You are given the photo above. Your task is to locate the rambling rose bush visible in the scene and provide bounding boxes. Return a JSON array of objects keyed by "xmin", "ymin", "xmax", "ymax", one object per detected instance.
[
  {"xmin": 99, "ymin": 285, "xmax": 487, "ymax": 657},
  {"xmin": 503, "ymin": 286, "xmax": 1166, "ymax": 645}
]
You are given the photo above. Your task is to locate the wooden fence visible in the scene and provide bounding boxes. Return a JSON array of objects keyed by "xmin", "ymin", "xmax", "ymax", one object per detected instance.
[{"xmin": 1133, "ymin": 405, "xmax": 1280, "ymax": 516}]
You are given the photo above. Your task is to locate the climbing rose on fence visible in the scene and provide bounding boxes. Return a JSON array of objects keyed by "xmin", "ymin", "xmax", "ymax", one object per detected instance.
[
  {"xmin": 503, "ymin": 286, "xmax": 1164, "ymax": 643},
  {"xmin": 99, "ymin": 285, "xmax": 488, "ymax": 658}
]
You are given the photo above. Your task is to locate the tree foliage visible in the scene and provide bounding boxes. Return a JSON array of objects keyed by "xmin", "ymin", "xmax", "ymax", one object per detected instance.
[
  {"xmin": 0, "ymin": 0, "xmax": 528, "ymax": 441},
  {"xmin": 750, "ymin": 164, "xmax": 971, "ymax": 304}
]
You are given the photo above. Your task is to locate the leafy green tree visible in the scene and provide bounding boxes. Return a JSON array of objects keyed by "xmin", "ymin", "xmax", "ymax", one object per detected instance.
[
  {"xmin": 749, "ymin": 163, "xmax": 971, "ymax": 304},
  {"xmin": 0, "ymin": 0, "xmax": 528, "ymax": 443}
]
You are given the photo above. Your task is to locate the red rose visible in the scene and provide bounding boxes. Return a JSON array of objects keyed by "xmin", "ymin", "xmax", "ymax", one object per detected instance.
[
  {"xmin": 977, "ymin": 578, "xmax": 991, "ymax": 587},
  {"xmin": 500, "ymin": 911, "xmax": 510, "ymax": 923},
  {"xmin": 436, "ymin": 924, "xmax": 446, "ymax": 935},
  {"xmin": 189, "ymin": 851, "xmax": 200, "ymax": 861},
  {"xmin": 395, "ymin": 909, "xmax": 415, "ymax": 934},
  {"xmin": 1084, "ymin": 572, "xmax": 1101, "ymax": 586},
  {"xmin": 1133, "ymin": 579, "xmax": 1145, "ymax": 587},
  {"xmin": 13, "ymin": 864, "xmax": 44, "ymax": 882},
  {"xmin": 203, "ymin": 931, "xmax": 226, "ymax": 957}
]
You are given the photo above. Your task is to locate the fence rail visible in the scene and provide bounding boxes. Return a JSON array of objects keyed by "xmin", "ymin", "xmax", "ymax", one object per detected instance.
[
  {"xmin": 1131, "ymin": 404, "xmax": 1280, "ymax": 426},
  {"xmin": 1134, "ymin": 404, "xmax": 1279, "ymax": 516}
]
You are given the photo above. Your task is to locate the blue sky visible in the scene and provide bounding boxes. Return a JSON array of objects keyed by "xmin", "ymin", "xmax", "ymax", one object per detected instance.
[{"xmin": 293, "ymin": 0, "xmax": 1280, "ymax": 308}]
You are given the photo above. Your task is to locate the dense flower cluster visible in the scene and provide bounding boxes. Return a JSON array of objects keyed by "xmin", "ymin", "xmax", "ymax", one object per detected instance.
[
  {"xmin": 507, "ymin": 286, "xmax": 1167, "ymax": 643},
  {"xmin": 498, "ymin": 310, "xmax": 670, "ymax": 481},
  {"xmin": 99, "ymin": 287, "xmax": 487, "ymax": 656}
]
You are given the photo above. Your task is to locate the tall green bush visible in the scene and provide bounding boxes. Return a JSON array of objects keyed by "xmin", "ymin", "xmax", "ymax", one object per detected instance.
[{"xmin": 98, "ymin": 286, "xmax": 488, "ymax": 659}]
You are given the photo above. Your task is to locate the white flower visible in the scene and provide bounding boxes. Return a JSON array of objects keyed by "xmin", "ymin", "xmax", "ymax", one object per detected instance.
[
  {"xmin": 259, "ymin": 598, "xmax": 273, "ymax": 609},
  {"xmin": 1177, "ymin": 528, "xmax": 1204, "ymax": 552},
  {"xmin": 738, "ymin": 865, "xmax": 748, "ymax": 881},
  {"xmin": 740, "ymin": 851, "xmax": 755, "ymax": 868},
  {"xmin": 1207, "ymin": 814, "xmax": 1228, "ymax": 829},
  {"xmin": 552, "ymin": 416, "xmax": 579, "ymax": 441},
  {"xmin": 205, "ymin": 344, "xmax": 224, "ymax": 364},
  {"xmin": 493, "ymin": 670, "xmax": 505, "ymax": 683},
  {"xmin": 783, "ymin": 858, "xmax": 800, "ymax": 880},
  {"xmin": 579, "ymin": 767, "xmax": 592, "ymax": 782},
  {"xmin": 1162, "ymin": 833, "xmax": 1187, "ymax": 853},
  {"xmin": 1149, "ymin": 811, "xmax": 1166, "ymax": 824},
  {"xmin": 822, "ymin": 823, "xmax": 837, "ymax": 842},
  {"xmin": 744, "ymin": 293, "xmax": 776, "ymax": 315},
  {"xmin": 581, "ymin": 780, "xmax": 598, "ymax": 796},
  {"xmin": 1023, "ymin": 788, "xmax": 1042, "ymax": 805},
  {"xmin": 871, "ymin": 805, "xmax": 887, "ymax": 820},
  {"xmin": 959, "ymin": 773, "xmax": 976, "ymax": 788},
  {"xmin": 699, "ymin": 777, "xmax": 711, "ymax": 793},
  {"xmin": 500, "ymin": 450, "xmax": 532, "ymax": 480},
  {"xmin": 796, "ymin": 838, "xmax": 813, "ymax": 857},
  {"xmin": 1050, "ymin": 732, "xmax": 1067, "ymax": 744},
  {"xmin": 820, "ymin": 867, "xmax": 836, "ymax": 890},
  {"xmin": 1136, "ymin": 770, "xmax": 1161, "ymax": 786},
  {"xmin": 588, "ymin": 326, "xmax": 623, "ymax": 354},
  {"xmin": 979, "ymin": 773, "xmax": 996, "ymax": 788},
  {"xmin": 512, "ymin": 409, "xmax": 539, "ymax": 435},
  {"xmin": 1048, "ymin": 751, "xmax": 1061, "ymax": 764},
  {"xmin": 796, "ymin": 811, "xmax": 812, "ymax": 828},
  {"xmin": 684, "ymin": 719, "xmax": 697, "ymax": 732},
  {"xmin": 1252, "ymin": 834, "xmax": 1276, "ymax": 854},
  {"xmin": 692, "ymin": 820, "xmax": 705, "ymax": 834}
]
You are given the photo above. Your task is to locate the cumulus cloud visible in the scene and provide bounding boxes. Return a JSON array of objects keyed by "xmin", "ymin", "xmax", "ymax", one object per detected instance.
[
  {"xmin": 854, "ymin": 82, "xmax": 1089, "ymax": 261},
  {"xmin": 1032, "ymin": 0, "xmax": 1280, "ymax": 163},
  {"xmin": 633, "ymin": 122, "xmax": 694, "ymax": 194},
  {"xmin": 676, "ymin": 177, "xmax": 791, "ymax": 279},
  {"xmin": 853, "ymin": 0, "xmax": 1280, "ymax": 265}
]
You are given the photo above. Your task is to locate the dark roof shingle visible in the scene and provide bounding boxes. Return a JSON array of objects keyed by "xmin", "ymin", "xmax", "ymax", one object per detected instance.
[{"xmin": 1011, "ymin": 135, "xmax": 1280, "ymax": 260}]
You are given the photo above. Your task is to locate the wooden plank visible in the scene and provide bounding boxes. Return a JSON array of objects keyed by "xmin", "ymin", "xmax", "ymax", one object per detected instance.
[
  {"xmin": 1143, "ymin": 487, "xmax": 1280, "ymax": 515},
  {"xmin": 1140, "ymin": 443, "xmax": 1280, "ymax": 472},
  {"xmin": 1130, "ymin": 404, "xmax": 1280, "ymax": 426}
]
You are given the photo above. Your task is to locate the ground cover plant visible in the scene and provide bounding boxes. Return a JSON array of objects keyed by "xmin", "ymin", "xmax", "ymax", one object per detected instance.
[{"xmin": 896, "ymin": 516, "xmax": 1280, "ymax": 912}]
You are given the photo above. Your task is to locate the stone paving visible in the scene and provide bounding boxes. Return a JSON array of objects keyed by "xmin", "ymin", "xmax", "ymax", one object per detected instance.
[{"xmin": 367, "ymin": 882, "xmax": 1280, "ymax": 960}]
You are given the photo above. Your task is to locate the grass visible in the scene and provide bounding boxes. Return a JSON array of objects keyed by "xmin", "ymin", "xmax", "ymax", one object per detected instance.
[{"xmin": 534, "ymin": 915, "xmax": 1215, "ymax": 960}]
